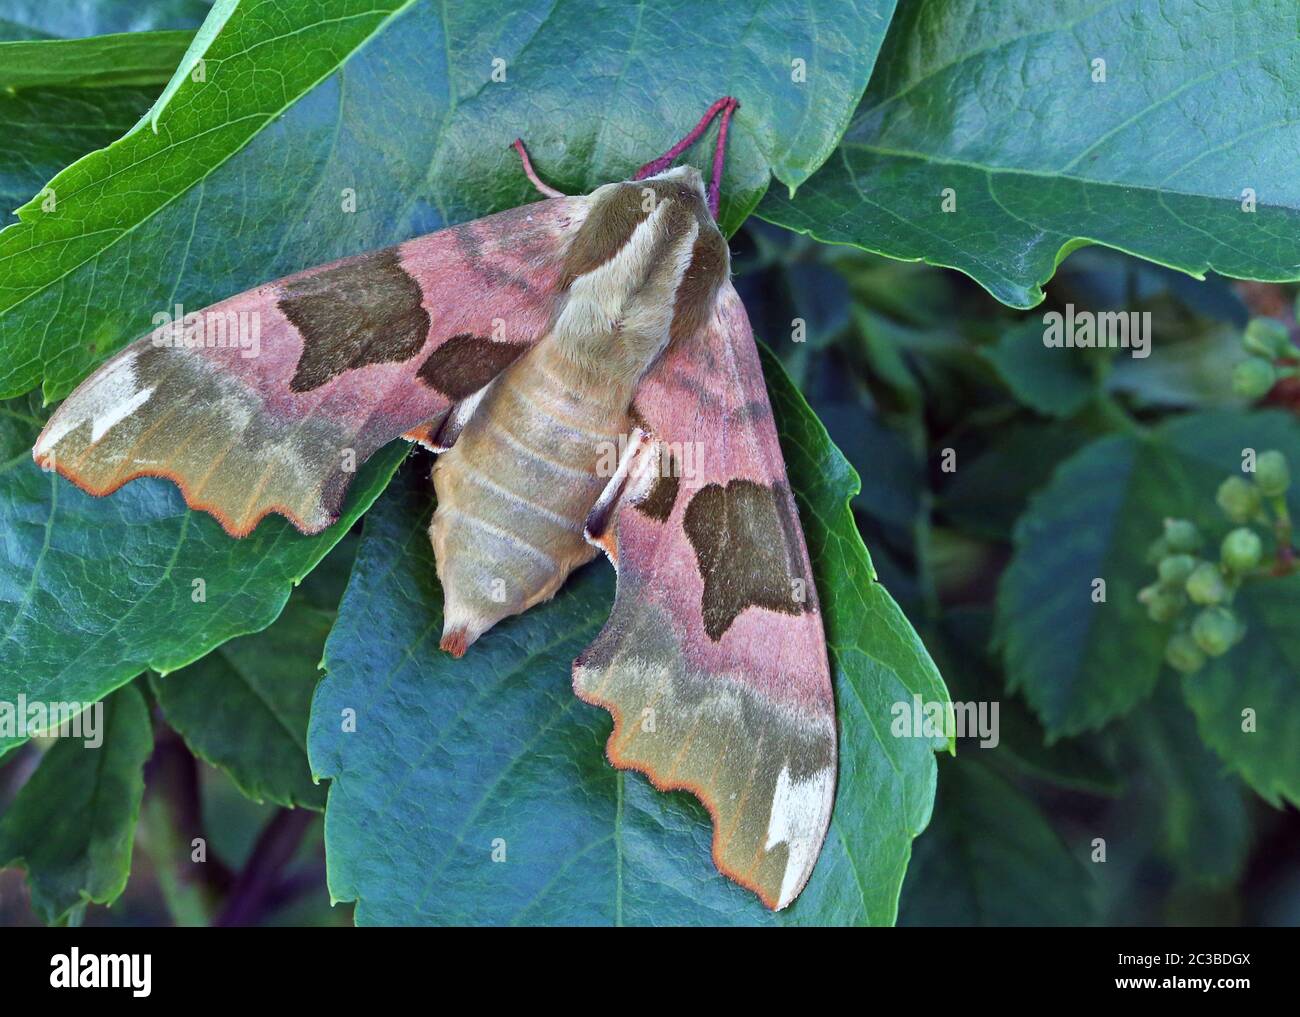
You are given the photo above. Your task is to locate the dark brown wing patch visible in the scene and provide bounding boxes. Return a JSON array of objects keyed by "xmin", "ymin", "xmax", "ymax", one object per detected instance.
[
  {"xmin": 281, "ymin": 248, "xmax": 431, "ymax": 392},
  {"xmin": 634, "ymin": 446, "xmax": 680, "ymax": 521},
  {"xmin": 416, "ymin": 333, "xmax": 529, "ymax": 399},
  {"xmin": 683, "ymin": 480, "xmax": 814, "ymax": 640}
]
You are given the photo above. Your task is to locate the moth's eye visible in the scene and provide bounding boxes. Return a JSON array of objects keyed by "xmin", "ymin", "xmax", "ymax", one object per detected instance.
[{"xmin": 677, "ymin": 187, "xmax": 695, "ymax": 203}]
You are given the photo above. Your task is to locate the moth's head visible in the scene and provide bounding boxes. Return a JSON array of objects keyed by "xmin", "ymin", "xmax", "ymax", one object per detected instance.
[
  {"xmin": 638, "ymin": 163, "xmax": 708, "ymax": 209},
  {"xmin": 573, "ymin": 164, "xmax": 718, "ymax": 250}
]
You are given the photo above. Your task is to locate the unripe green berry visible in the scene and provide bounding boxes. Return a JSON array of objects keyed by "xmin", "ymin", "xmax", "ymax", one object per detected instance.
[
  {"xmin": 1157, "ymin": 554, "xmax": 1197, "ymax": 586},
  {"xmin": 1192, "ymin": 606, "xmax": 1239, "ymax": 657},
  {"xmin": 1146, "ymin": 537, "xmax": 1171, "ymax": 564},
  {"xmin": 1163, "ymin": 518, "xmax": 1202, "ymax": 553},
  {"xmin": 1165, "ymin": 632, "xmax": 1206, "ymax": 674},
  {"xmin": 1185, "ymin": 562, "xmax": 1228, "ymax": 605},
  {"xmin": 1220, "ymin": 527, "xmax": 1263, "ymax": 573},
  {"xmin": 1233, "ymin": 357, "xmax": 1277, "ymax": 399},
  {"xmin": 1243, "ymin": 317, "xmax": 1292, "ymax": 358},
  {"xmin": 1139, "ymin": 583, "xmax": 1185, "ymax": 623},
  {"xmin": 1148, "ymin": 596, "xmax": 1184, "ymax": 624},
  {"xmin": 1216, "ymin": 476, "xmax": 1261, "ymax": 523},
  {"xmin": 1255, "ymin": 450, "xmax": 1290, "ymax": 497}
]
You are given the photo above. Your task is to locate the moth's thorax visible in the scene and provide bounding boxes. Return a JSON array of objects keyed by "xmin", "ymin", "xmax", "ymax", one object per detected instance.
[{"xmin": 553, "ymin": 166, "xmax": 729, "ymax": 386}]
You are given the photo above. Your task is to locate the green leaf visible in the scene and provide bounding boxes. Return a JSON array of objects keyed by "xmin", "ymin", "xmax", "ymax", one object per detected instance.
[
  {"xmin": 0, "ymin": 0, "xmax": 896, "ymax": 401},
  {"xmin": 758, "ymin": 0, "xmax": 1300, "ymax": 308},
  {"xmin": 0, "ymin": 31, "xmax": 195, "ymax": 91},
  {"xmin": 0, "ymin": 30, "xmax": 197, "ymax": 225},
  {"xmin": 0, "ymin": 1, "xmax": 211, "ymax": 41},
  {"xmin": 997, "ymin": 425, "xmax": 1191, "ymax": 736},
  {"xmin": 312, "ymin": 494, "xmax": 737, "ymax": 926},
  {"xmin": 1183, "ymin": 573, "xmax": 1300, "ymax": 807},
  {"xmin": 1123, "ymin": 679, "xmax": 1250, "ymax": 882},
  {"xmin": 850, "ymin": 307, "xmax": 926, "ymax": 411},
  {"xmin": 1107, "ymin": 326, "xmax": 1246, "ymax": 410},
  {"xmin": 898, "ymin": 757, "xmax": 1094, "ymax": 926},
  {"xmin": 145, "ymin": 1, "xmax": 237, "ymax": 132},
  {"xmin": 766, "ymin": 344, "xmax": 951, "ymax": 924},
  {"xmin": 0, "ymin": 683, "xmax": 153, "ymax": 924},
  {"xmin": 310, "ymin": 347, "xmax": 947, "ymax": 925},
  {"xmin": 996, "ymin": 409, "xmax": 1300, "ymax": 738},
  {"xmin": 937, "ymin": 608, "xmax": 1122, "ymax": 797},
  {"xmin": 939, "ymin": 421, "xmax": 1089, "ymax": 541},
  {"xmin": 151, "ymin": 597, "xmax": 338, "ymax": 810},
  {"xmin": 981, "ymin": 318, "xmax": 1097, "ymax": 418},
  {"xmin": 0, "ymin": 86, "xmax": 161, "ymax": 226},
  {"xmin": 0, "ymin": 393, "xmax": 407, "ymax": 757}
]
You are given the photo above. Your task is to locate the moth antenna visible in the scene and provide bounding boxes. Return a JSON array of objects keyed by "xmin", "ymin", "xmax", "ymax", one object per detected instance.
[
  {"xmin": 633, "ymin": 96, "xmax": 738, "ymax": 187},
  {"xmin": 511, "ymin": 139, "xmax": 565, "ymax": 198},
  {"xmin": 707, "ymin": 98, "xmax": 738, "ymax": 219}
]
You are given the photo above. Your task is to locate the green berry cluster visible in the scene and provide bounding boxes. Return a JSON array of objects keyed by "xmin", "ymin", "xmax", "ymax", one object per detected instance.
[
  {"xmin": 1139, "ymin": 451, "xmax": 1293, "ymax": 674},
  {"xmin": 1232, "ymin": 316, "xmax": 1297, "ymax": 399}
]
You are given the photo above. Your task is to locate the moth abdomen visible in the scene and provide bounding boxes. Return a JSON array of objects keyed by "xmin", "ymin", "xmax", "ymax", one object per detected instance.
[{"xmin": 430, "ymin": 343, "xmax": 630, "ymax": 656}]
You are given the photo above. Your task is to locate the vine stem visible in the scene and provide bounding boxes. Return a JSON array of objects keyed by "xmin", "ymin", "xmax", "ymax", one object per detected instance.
[
  {"xmin": 214, "ymin": 808, "xmax": 316, "ymax": 927},
  {"xmin": 141, "ymin": 721, "xmax": 234, "ymax": 924}
]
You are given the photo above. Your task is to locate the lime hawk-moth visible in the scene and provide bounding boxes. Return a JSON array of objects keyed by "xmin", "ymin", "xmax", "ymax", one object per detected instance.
[{"xmin": 33, "ymin": 99, "xmax": 836, "ymax": 910}]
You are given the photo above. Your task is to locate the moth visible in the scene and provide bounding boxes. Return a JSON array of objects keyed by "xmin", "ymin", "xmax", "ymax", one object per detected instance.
[{"xmin": 33, "ymin": 98, "xmax": 837, "ymax": 911}]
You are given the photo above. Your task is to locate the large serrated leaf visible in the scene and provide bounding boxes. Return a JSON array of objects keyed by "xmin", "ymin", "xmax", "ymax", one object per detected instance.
[
  {"xmin": 150, "ymin": 597, "xmax": 336, "ymax": 811},
  {"xmin": 759, "ymin": 0, "xmax": 1300, "ymax": 308}
]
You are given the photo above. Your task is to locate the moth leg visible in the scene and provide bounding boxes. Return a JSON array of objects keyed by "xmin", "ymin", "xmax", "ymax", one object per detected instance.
[
  {"xmin": 510, "ymin": 139, "xmax": 565, "ymax": 198},
  {"xmin": 583, "ymin": 427, "xmax": 658, "ymax": 566}
]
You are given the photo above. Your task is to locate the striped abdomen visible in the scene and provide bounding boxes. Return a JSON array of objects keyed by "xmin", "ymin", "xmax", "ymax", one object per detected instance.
[{"xmin": 430, "ymin": 341, "xmax": 631, "ymax": 654}]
